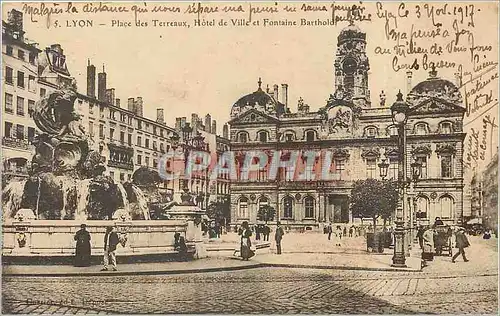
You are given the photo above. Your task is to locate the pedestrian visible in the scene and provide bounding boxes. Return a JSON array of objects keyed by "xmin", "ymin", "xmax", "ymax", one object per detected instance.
[
  {"xmin": 255, "ymin": 225, "xmax": 261, "ymax": 241},
  {"xmin": 239, "ymin": 221, "xmax": 254, "ymax": 260},
  {"xmin": 264, "ymin": 224, "xmax": 270, "ymax": 241},
  {"xmin": 275, "ymin": 221, "xmax": 285, "ymax": 254},
  {"xmin": 101, "ymin": 226, "xmax": 120, "ymax": 271},
  {"xmin": 433, "ymin": 217, "xmax": 444, "ymax": 228},
  {"xmin": 327, "ymin": 223, "xmax": 333, "ymax": 240},
  {"xmin": 74, "ymin": 224, "xmax": 91, "ymax": 267},
  {"xmin": 422, "ymin": 227, "xmax": 435, "ymax": 261},
  {"xmin": 416, "ymin": 225, "xmax": 425, "ymax": 249},
  {"xmin": 452, "ymin": 227, "xmax": 470, "ymax": 263},
  {"xmin": 349, "ymin": 225, "xmax": 354, "ymax": 238},
  {"xmin": 343, "ymin": 226, "xmax": 347, "ymax": 237}
]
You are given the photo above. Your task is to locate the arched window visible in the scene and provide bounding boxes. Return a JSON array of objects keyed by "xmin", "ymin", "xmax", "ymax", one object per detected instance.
[
  {"xmin": 440, "ymin": 122, "xmax": 452, "ymax": 134},
  {"xmin": 388, "ymin": 125, "xmax": 398, "ymax": 136},
  {"xmin": 415, "ymin": 123, "xmax": 428, "ymax": 135},
  {"xmin": 416, "ymin": 196, "xmax": 430, "ymax": 219},
  {"xmin": 258, "ymin": 197, "xmax": 269, "ymax": 210},
  {"xmin": 259, "ymin": 131, "xmax": 268, "ymax": 143},
  {"xmin": 238, "ymin": 197, "xmax": 248, "ymax": 218},
  {"xmin": 239, "ymin": 132, "xmax": 248, "ymax": 143},
  {"xmin": 283, "ymin": 196, "xmax": 293, "ymax": 219},
  {"xmin": 306, "ymin": 130, "xmax": 315, "ymax": 142},
  {"xmin": 440, "ymin": 196, "xmax": 453, "ymax": 219},
  {"xmin": 304, "ymin": 196, "xmax": 315, "ymax": 218}
]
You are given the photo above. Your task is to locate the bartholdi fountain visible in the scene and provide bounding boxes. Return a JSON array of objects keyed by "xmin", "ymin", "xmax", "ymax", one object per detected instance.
[{"xmin": 2, "ymin": 87, "xmax": 206, "ymax": 261}]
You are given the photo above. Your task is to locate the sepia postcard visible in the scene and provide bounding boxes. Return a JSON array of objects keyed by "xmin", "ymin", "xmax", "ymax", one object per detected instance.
[{"xmin": 1, "ymin": 1, "xmax": 498, "ymax": 314}]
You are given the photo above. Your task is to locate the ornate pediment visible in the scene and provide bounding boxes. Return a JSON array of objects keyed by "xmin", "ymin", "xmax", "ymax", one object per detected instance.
[
  {"xmin": 361, "ymin": 147, "xmax": 380, "ymax": 159},
  {"xmin": 435, "ymin": 143, "xmax": 457, "ymax": 156},
  {"xmin": 411, "ymin": 144, "xmax": 432, "ymax": 157},
  {"xmin": 228, "ymin": 109, "xmax": 278, "ymax": 125},
  {"xmin": 384, "ymin": 147, "xmax": 399, "ymax": 159},
  {"xmin": 331, "ymin": 148, "xmax": 350, "ymax": 159},
  {"xmin": 409, "ymin": 98, "xmax": 465, "ymax": 116}
]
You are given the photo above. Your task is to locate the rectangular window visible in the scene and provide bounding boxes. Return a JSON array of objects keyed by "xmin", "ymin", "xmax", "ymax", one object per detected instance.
[
  {"xmin": 6, "ymin": 45, "xmax": 13, "ymax": 56},
  {"xmin": 28, "ymin": 75, "xmax": 36, "ymax": 92},
  {"xmin": 120, "ymin": 173, "xmax": 125, "ymax": 181},
  {"xmin": 441, "ymin": 155, "xmax": 453, "ymax": 178},
  {"xmin": 28, "ymin": 100, "xmax": 35, "ymax": 117},
  {"xmin": 153, "ymin": 159, "xmax": 158, "ymax": 168},
  {"xmin": 29, "ymin": 52, "xmax": 36, "ymax": 64},
  {"xmin": 137, "ymin": 155, "xmax": 142, "ymax": 165},
  {"xmin": 99, "ymin": 124, "xmax": 104, "ymax": 138},
  {"xmin": 334, "ymin": 159, "xmax": 345, "ymax": 180},
  {"xmin": 40, "ymin": 88, "xmax": 46, "ymax": 97},
  {"xmin": 16, "ymin": 124, "xmax": 24, "ymax": 140},
  {"xmin": 16, "ymin": 97, "xmax": 24, "ymax": 116},
  {"xmin": 17, "ymin": 71, "xmax": 24, "ymax": 88},
  {"xmin": 5, "ymin": 67, "xmax": 13, "ymax": 84},
  {"xmin": 4, "ymin": 93, "xmax": 13, "ymax": 113},
  {"xmin": 153, "ymin": 126, "xmax": 157, "ymax": 135},
  {"xmin": 89, "ymin": 122, "xmax": 94, "ymax": 137},
  {"xmin": 4, "ymin": 122, "xmax": 13, "ymax": 138},
  {"xmin": 366, "ymin": 159, "xmax": 376, "ymax": 178},
  {"xmin": 145, "ymin": 139, "xmax": 150, "ymax": 148},
  {"xmin": 416, "ymin": 156, "xmax": 427, "ymax": 179},
  {"xmin": 128, "ymin": 134, "xmax": 132, "ymax": 146},
  {"xmin": 389, "ymin": 158, "xmax": 399, "ymax": 180},
  {"xmin": 120, "ymin": 131, "xmax": 125, "ymax": 143},
  {"xmin": 121, "ymin": 113, "xmax": 126, "ymax": 122},
  {"xmin": 109, "ymin": 128, "xmax": 115, "ymax": 140},
  {"xmin": 153, "ymin": 141, "xmax": 157, "ymax": 150},
  {"xmin": 110, "ymin": 171, "xmax": 115, "ymax": 179},
  {"xmin": 137, "ymin": 136, "xmax": 142, "ymax": 146},
  {"xmin": 28, "ymin": 127, "xmax": 35, "ymax": 142},
  {"xmin": 145, "ymin": 156, "xmax": 150, "ymax": 167},
  {"xmin": 137, "ymin": 120, "xmax": 142, "ymax": 130},
  {"xmin": 17, "ymin": 49, "xmax": 25, "ymax": 60}
]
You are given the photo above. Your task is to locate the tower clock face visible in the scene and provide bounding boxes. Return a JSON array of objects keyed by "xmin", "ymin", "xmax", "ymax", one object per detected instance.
[{"xmin": 342, "ymin": 58, "xmax": 357, "ymax": 75}]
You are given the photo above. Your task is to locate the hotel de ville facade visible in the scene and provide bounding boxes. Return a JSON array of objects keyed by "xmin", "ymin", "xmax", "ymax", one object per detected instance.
[{"xmin": 228, "ymin": 24, "xmax": 466, "ymax": 230}]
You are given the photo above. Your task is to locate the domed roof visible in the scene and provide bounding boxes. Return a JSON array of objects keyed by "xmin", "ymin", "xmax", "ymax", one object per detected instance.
[
  {"xmin": 338, "ymin": 22, "xmax": 366, "ymax": 45},
  {"xmin": 230, "ymin": 78, "xmax": 285, "ymax": 118},
  {"xmin": 407, "ymin": 67, "xmax": 463, "ymax": 106}
]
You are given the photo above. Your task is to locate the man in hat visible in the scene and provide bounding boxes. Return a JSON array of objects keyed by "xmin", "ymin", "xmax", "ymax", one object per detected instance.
[
  {"xmin": 452, "ymin": 227, "xmax": 470, "ymax": 263},
  {"xmin": 275, "ymin": 222, "xmax": 285, "ymax": 255},
  {"xmin": 102, "ymin": 226, "xmax": 120, "ymax": 271}
]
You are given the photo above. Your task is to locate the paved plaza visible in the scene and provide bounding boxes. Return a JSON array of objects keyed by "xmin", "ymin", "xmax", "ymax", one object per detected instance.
[{"xmin": 2, "ymin": 234, "xmax": 498, "ymax": 314}]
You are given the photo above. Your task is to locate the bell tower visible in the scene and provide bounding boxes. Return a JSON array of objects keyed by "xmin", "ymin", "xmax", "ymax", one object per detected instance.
[{"xmin": 334, "ymin": 22, "xmax": 371, "ymax": 107}]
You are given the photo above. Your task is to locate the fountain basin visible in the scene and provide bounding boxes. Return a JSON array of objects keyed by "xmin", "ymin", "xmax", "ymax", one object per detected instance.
[{"xmin": 2, "ymin": 220, "xmax": 195, "ymax": 262}]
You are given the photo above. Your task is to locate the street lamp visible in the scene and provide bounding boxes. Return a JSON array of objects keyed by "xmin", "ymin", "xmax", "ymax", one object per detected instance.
[
  {"xmin": 409, "ymin": 158, "xmax": 422, "ymax": 243},
  {"xmin": 378, "ymin": 158, "xmax": 389, "ymax": 180},
  {"xmin": 390, "ymin": 90, "xmax": 410, "ymax": 267}
]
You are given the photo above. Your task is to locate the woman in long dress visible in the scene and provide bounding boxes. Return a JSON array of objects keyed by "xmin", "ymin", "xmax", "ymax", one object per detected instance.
[
  {"xmin": 74, "ymin": 224, "xmax": 91, "ymax": 267},
  {"xmin": 239, "ymin": 221, "xmax": 254, "ymax": 260},
  {"xmin": 422, "ymin": 227, "xmax": 435, "ymax": 261}
]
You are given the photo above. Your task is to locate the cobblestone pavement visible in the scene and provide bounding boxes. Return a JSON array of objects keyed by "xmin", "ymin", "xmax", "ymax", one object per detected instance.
[{"xmin": 3, "ymin": 267, "xmax": 497, "ymax": 314}]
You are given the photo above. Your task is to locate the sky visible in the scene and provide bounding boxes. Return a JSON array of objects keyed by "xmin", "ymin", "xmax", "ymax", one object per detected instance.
[{"xmin": 2, "ymin": 1, "xmax": 498, "ymax": 169}]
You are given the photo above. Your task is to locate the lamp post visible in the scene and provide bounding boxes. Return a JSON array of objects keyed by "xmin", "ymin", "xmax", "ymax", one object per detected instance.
[
  {"xmin": 409, "ymin": 158, "xmax": 422, "ymax": 243},
  {"xmin": 390, "ymin": 90, "xmax": 410, "ymax": 267}
]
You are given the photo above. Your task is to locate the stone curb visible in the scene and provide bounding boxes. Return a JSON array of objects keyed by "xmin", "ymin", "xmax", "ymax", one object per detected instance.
[{"xmin": 2, "ymin": 261, "xmax": 421, "ymax": 277}]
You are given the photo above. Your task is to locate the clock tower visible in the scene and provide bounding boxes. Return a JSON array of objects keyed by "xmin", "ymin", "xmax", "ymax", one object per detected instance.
[{"xmin": 334, "ymin": 23, "xmax": 371, "ymax": 108}]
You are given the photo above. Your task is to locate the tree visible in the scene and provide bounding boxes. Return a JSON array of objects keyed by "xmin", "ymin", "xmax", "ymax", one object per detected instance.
[
  {"xmin": 350, "ymin": 178, "xmax": 399, "ymax": 232},
  {"xmin": 206, "ymin": 199, "xmax": 230, "ymax": 226},
  {"xmin": 257, "ymin": 205, "xmax": 276, "ymax": 224}
]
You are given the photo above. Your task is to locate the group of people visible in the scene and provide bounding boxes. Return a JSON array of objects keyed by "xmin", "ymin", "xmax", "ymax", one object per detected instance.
[
  {"xmin": 73, "ymin": 224, "xmax": 121, "ymax": 271},
  {"xmin": 417, "ymin": 217, "xmax": 471, "ymax": 263},
  {"xmin": 237, "ymin": 221, "xmax": 284, "ymax": 260}
]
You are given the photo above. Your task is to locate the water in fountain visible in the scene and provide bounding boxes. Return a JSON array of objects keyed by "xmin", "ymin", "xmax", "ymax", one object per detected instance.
[
  {"xmin": 75, "ymin": 179, "xmax": 91, "ymax": 221},
  {"xmin": 58, "ymin": 176, "xmax": 76, "ymax": 220},
  {"xmin": 132, "ymin": 185, "xmax": 151, "ymax": 220},
  {"xmin": 2, "ymin": 180, "xmax": 27, "ymax": 219},
  {"xmin": 116, "ymin": 183, "xmax": 129, "ymax": 211}
]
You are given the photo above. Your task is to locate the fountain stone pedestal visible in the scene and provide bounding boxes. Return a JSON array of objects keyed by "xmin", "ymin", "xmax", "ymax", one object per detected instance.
[{"xmin": 168, "ymin": 191, "xmax": 207, "ymax": 259}]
